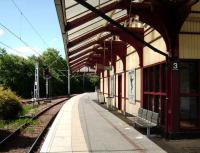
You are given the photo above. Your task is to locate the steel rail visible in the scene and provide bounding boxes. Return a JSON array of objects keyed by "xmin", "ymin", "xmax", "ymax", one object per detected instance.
[
  {"xmin": 27, "ymin": 112, "xmax": 58, "ymax": 153},
  {"xmin": 0, "ymin": 98, "xmax": 68, "ymax": 148}
]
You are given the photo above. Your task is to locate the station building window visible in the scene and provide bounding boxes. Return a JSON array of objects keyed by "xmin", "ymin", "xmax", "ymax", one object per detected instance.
[
  {"xmin": 180, "ymin": 61, "xmax": 200, "ymax": 129},
  {"xmin": 143, "ymin": 63, "xmax": 166, "ymax": 126}
]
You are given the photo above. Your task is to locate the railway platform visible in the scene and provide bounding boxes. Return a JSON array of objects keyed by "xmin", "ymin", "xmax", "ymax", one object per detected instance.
[{"xmin": 40, "ymin": 93, "xmax": 166, "ymax": 153}]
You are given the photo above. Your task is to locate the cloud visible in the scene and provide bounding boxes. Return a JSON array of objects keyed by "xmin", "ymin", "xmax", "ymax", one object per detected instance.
[
  {"xmin": 7, "ymin": 46, "xmax": 40, "ymax": 58},
  {"xmin": 0, "ymin": 28, "xmax": 4, "ymax": 37},
  {"xmin": 50, "ymin": 37, "xmax": 59, "ymax": 46}
]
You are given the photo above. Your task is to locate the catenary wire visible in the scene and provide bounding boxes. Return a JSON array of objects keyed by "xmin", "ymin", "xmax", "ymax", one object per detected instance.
[
  {"xmin": 11, "ymin": 0, "xmax": 67, "ymax": 71},
  {"xmin": 0, "ymin": 22, "xmax": 41, "ymax": 56}
]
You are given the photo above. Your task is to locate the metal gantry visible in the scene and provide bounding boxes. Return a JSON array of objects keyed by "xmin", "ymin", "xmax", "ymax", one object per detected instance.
[{"xmin": 34, "ymin": 62, "xmax": 40, "ymax": 103}]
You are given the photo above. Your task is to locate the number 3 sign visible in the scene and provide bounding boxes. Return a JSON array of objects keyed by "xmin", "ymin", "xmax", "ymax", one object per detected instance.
[{"xmin": 172, "ymin": 61, "xmax": 179, "ymax": 71}]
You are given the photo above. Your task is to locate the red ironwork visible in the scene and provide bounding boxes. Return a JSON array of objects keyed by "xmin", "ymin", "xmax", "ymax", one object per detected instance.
[
  {"xmin": 70, "ymin": 58, "xmax": 88, "ymax": 68},
  {"xmin": 68, "ymin": 16, "xmax": 129, "ymax": 48},
  {"xmin": 66, "ymin": 1, "xmax": 122, "ymax": 31},
  {"xmin": 68, "ymin": 34, "xmax": 112, "ymax": 56},
  {"xmin": 69, "ymin": 48, "xmax": 94, "ymax": 62},
  {"xmin": 129, "ymin": 0, "xmax": 197, "ymax": 56}
]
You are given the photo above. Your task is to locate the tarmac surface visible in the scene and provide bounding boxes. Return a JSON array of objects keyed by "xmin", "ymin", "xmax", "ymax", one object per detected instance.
[{"xmin": 40, "ymin": 93, "xmax": 166, "ymax": 153}]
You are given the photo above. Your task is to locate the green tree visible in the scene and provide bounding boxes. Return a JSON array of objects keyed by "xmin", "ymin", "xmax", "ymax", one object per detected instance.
[
  {"xmin": 40, "ymin": 48, "xmax": 68, "ymax": 97},
  {"xmin": 0, "ymin": 50, "xmax": 35, "ymax": 98},
  {"xmin": 0, "ymin": 47, "xmax": 98, "ymax": 98}
]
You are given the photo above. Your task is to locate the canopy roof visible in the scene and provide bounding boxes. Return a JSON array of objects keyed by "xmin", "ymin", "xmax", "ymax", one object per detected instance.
[
  {"xmin": 55, "ymin": 0, "xmax": 129, "ymax": 72},
  {"xmin": 55, "ymin": 0, "xmax": 199, "ymax": 73}
]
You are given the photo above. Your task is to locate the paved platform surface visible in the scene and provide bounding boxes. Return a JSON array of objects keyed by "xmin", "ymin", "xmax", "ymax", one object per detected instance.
[{"xmin": 40, "ymin": 93, "xmax": 166, "ymax": 153}]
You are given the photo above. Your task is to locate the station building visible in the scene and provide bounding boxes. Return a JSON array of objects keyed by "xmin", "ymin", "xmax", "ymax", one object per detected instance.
[{"xmin": 55, "ymin": 0, "xmax": 200, "ymax": 137}]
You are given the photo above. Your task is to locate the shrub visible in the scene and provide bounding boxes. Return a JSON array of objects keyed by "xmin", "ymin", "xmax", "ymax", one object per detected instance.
[{"xmin": 0, "ymin": 86, "xmax": 23, "ymax": 119}]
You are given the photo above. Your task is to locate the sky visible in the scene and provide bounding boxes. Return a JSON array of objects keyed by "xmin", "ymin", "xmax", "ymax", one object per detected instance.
[{"xmin": 0, "ymin": 0, "xmax": 65, "ymax": 58}]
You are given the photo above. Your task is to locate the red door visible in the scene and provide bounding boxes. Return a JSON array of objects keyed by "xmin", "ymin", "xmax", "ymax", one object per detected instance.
[{"xmin": 118, "ymin": 75, "xmax": 122, "ymax": 110}]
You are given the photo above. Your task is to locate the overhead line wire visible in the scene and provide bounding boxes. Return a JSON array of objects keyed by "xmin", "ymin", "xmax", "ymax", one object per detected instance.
[
  {"xmin": 0, "ymin": 22, "xmax": 41, "ymax": 56},
  {"xmin": 11, "ymin": 0, "xmax": 67, "ymax": 73},
  {"xmin": 0, "ymin": 41, "xmax": 36, "ymax": 74},
  {"xmin": 0, "ymin": 41, "xmax": 26, "ymax": 57},
  {"xmin": 11, "ymin": 0, "xmax": 49, "ymax": 48}
]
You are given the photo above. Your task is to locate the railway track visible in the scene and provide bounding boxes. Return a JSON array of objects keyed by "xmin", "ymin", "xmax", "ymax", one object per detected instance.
[{"xmin": 0, "ymin": 98, "xmax": 68, "ymax": 153}]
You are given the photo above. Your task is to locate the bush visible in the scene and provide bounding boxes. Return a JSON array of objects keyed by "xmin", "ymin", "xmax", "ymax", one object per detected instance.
[{"xmin": 0, "ymin": 86, "xmax": 23, "ymax": 119}]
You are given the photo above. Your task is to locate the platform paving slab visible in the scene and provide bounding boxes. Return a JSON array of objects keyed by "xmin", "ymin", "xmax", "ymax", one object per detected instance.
[{"xmin": 40, "ymin": 93, "xmax": 166, "ymax": 153}]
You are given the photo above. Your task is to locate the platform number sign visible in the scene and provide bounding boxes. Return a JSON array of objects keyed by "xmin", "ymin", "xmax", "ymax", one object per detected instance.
[{"xmin": 172, "ymin": 61, "xmax": 179, "ymax": 71}]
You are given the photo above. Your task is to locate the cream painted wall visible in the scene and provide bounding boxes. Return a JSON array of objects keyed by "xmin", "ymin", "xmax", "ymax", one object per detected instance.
[
  {"xmin": 127, "ymin": 45, "xmax": 134, "ymax": 54},
  {"xmin": 143, "ymin": 37, "xmax": 167, "ymax": 66},
  {"xmin": 126, "ymin": 102, "xmax": 140, "ymax": 116},
  {"xmin": 122, "ymin": 74, "xmax": 125, "ymax": 112},
  {"xmin": 145, "ymin": 30, "xmax": 161, "ymax": 43},
  {"xmin": 100, "ymin": 78, "xmax": 103, "ymax": 92},
  {"xmin": 104, "ymin": 77, "xmax": 108, "ymax": 95},
  {"xmin": 179, "ymin": 34, "xmax": 200, "ymax": 59},
  {"xmin": 110, "ymin": 66, "xmax": 114, "ymax": 76},
  {"xmin": 136, "ymin": 69, "xmax": 141, "ymax": 101},
  {"xmin": 100, "ymin": 72, "xmax": 103, "ymax": 93},
  {"xmin": 191, "ymin": 1, "xmax": 200, "ymax": 11},
  {"xmin": 116, "ymin": 58, "xmax": 123, "ymax": 73},
  {"xmin": 122, "ymin": 74, "xmax": 124, "ymax": 99},
  {"xmin": 100, "ymin": 29, "xmax": 167, "ymax": 115},
  {"xmin": 104, "ymin": 70, "xmax": 107, "ymax": 77},
  {"xmin": 116, "ymin": 74, "xmax": 118, "ymax": 97},
  {"xmin": 115, "ymin": 74, "xmax": 118, "ymax": 108},
  {"xmin": 125, "ymin": 44, "xmax": 141, "ymax": 114},
  {"xmin": 99, "ymin": 2, "xmax": 200, "ymax": 116},
  {"xmin": 179, "ymin": 5, "xmax": 200, "ymax": 59},
  {"xmin": 126, "ymin": 46, "xmax": 140, "ymax": 70},
  {"xmin": 125, "ymin": 68, "xmax": 141, "ymax": 114},
  {"xmin": 181, "ymin": 20, "xmax": 200, "ymax": 32}
]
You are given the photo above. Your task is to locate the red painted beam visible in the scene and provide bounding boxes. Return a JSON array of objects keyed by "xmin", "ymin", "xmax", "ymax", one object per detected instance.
[
  {"xmin": 69, "ymin": 52, "xmax": 92, "ymax": 64},
  {"xmin": 70, "ymin": 55, "xmax": 90, "ymax": 66},
  {"xmin": 66, "ymin": 1, "xmax": 121, "ymax": 31},
  {"xmin": 71, "ymin": 62, "xmax": 86, "ymax": 70},
  {"xmin": 70, "ymin": 40, "xmax": 128, "ymax": 69},
  {"xmin": 68, "ymin": 16, "xmax": 129, "ymax": 48},
  {"xmin": 69, "ymin": 50, "xmax": 94, "ymax": 61},
  {"xmin": 128, "ymin": 0, "xmax": 197, "ymax": 56},
  {"xmin": 68, "ymin": 33, "xmax": 112, "ymax": 56},
  {"xmin": 71, "ymin": 64, "xmax": 90, "ymax": 73},
  {"xmin": 70, "ymin": 59, "xmax": 88, "ymax": 69},
  {"xmin": 106, "ymin": 27, "xmax": 144, "ymax": 65},
  {"xmin": 88, "ymin": 58, "xmax": 102, "ymax": 64},
  {"xmin": 71, "ymin": 62, "xmax": 93, "ymax": 72},
  {"xmin": 70, "ymin": 60, "xmax": 87, "ymax": 69},
  {"xmin": 68, "ymin": 46, "xmax": 105, "ymax": 62},
  {"xmin": 80, "ymin": 53, "xmax": 107, "ymax": 67},
  {"xmin": 71, "ymin": 64, "xmax": 86, "ymax": 72},
  {"xmin": 69, "ymin": 27, "xmax": 143, "ymax": 64},
  {"xmin": 68, "ymin": 27, "xmax": 105, "ymax": 48},
  {"xmin": 69, "ymin": 47, "xmax": 96, "ymax": 61},
  {"xmin": 70, "ymin": 52, "xmax": 104, "ymax": 68}
]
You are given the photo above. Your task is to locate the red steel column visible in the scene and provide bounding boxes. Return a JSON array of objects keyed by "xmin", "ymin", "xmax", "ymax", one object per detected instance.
[
  {"xmin": 123, "ymin": 59, "xmax": 126, "ymax": 115},
  {"xmin": 103, "ymin": 72, "xmax": 105, "ymax": 94},
  {"xmin": 108, "ymin": 70, "xmax": 110, "ymax": 96},
  {"xmin": 114, "ymin": 65, "xmax": 117, "ymax": 107}
]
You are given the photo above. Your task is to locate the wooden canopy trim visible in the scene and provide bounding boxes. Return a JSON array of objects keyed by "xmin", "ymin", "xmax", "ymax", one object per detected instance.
[
  {"xmin": 67, "ymin": 15, "xmax": 129, "ymax": 48},
  {"xmin": 66, "ymin": 1, "xmax": 122, "ymax": 31},
  {"xmin": 69, "ymin": 54, "xmax": 91, "ymax": 65},
  {"xmin": 68, "ymin": 33, "xmax": 112, "ymax": 56}
]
